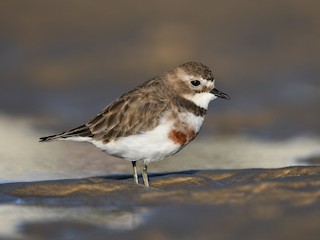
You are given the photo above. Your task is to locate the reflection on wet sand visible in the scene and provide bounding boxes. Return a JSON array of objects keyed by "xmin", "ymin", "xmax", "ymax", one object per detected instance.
[
  {"xmin": 0, "ymin": 205, "xmax": 151, "ymax": 239},
  {"xmin": 0, "ymin": 166, "xmax": 319, "ymax": 239}
]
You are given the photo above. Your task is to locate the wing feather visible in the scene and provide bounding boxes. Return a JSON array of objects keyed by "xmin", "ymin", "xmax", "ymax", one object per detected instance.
[{"xmin": 86, "ymin": 78, "xmax": 169, "ymax": 143}]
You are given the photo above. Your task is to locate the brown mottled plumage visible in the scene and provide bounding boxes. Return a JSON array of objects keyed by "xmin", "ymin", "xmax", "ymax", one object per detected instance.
[
  {"xmin": 39, "ymin": 61, "xmax": 230, "ymax": 187},
  {"xmin": 40, "ymin": 62, "xmax": 210, "ymax": 143}
]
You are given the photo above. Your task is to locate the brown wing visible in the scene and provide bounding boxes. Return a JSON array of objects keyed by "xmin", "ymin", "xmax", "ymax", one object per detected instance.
[
  {"xmin": 86, "ymin": 78, "xmax": 169, "ymax": 143},
  {"xmin": 39, "ymin": 77, "xmax": 170, "ymax": 143},
  {"xmin": 39, "ymin": 124, "xmax": 93, "ymax": 142}
]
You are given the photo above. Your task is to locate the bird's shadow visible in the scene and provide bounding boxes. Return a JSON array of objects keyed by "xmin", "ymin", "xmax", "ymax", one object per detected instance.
[{"xmin": 98, "ymin": 169, "xmax": 200, "ymax": 181}]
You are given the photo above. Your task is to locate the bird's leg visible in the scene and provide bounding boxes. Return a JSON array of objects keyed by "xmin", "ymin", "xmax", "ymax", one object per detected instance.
[
  {"xmin": 142, "ymin": 163, "xmax": 149, "ymax": 187},
  {"xmin": 132, "ymin": 161, "xmax": 139, "ymax": 184}
]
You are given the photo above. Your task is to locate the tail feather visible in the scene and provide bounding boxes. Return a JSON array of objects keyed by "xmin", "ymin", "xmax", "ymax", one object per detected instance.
[{"xmin": 39, "ymin": 124, "xmax": 93, "ymax": 142}]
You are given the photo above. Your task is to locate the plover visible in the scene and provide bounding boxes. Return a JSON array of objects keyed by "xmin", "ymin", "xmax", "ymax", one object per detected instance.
[{"xmin": 40, "ymin": 61, "xmax": 230, "ymax": 187}]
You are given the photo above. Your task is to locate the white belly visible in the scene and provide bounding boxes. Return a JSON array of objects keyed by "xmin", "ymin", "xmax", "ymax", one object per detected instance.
[
  {"xmin": 91, "ymin": 112, "xmax": 204, "ymax": 163},
  {"xmin": 91, "ymin": 122, "xmax": 179, "ymax": 163}
]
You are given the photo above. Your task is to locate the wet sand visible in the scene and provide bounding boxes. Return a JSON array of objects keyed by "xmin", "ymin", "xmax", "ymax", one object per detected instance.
[
  {"xmin": 1, "ymin": 114, "xmax": 320, "ymax": 239},
  {"xmin": 1, "ymin": 166, "xmax": 319, "ymax": 240}
]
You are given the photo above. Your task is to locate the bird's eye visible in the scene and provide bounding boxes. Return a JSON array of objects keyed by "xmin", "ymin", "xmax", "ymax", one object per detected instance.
[{"xmin": 191, "ymin": 80, "xmax": 201, "ymax": 86}]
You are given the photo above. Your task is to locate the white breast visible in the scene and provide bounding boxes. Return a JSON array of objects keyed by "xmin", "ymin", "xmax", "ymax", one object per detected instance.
[
  {"xmin": 90, "ymin": 111, "xmax": 204, "ymax": 164},
  {"xmin": 178, "ymin": 112, "xmax": 205, "ymax": 132},
  {"xmin": 91, "ymin": 116, "xmax": 180, "ymax": 163}
]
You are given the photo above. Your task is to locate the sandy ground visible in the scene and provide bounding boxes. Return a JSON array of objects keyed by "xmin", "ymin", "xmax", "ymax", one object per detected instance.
[
  {"xmin": 0, "ymin": 166, "xmax": 319, "ymax": 240},
  {"xmin": 1, "ymin": 114, "xmax": 320, "ymax": 239}
]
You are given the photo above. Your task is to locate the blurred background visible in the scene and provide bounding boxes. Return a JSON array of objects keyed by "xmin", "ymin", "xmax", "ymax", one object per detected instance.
[{"xmin": 0, "ymin": 0, "xmax": 320, "ymax": 182}]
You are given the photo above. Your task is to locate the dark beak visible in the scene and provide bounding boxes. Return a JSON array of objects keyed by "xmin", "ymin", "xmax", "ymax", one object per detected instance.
[{"xmin": 211, "ymin": 88, "xmax": 231, "ymax": 100}]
